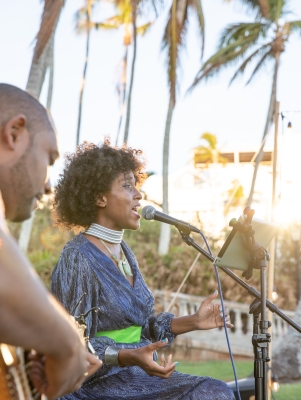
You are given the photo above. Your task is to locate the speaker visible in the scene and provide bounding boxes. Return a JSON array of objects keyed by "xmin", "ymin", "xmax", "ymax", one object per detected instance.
[{"xmin": 227, "ymin": 377, "xmax": 255, "ymax": 400}]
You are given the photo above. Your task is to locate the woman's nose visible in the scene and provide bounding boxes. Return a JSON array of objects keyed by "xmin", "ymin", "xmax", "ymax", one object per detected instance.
[{"xmin": 135, "ymin": 187, "xmax": 142, "ymax": 199}]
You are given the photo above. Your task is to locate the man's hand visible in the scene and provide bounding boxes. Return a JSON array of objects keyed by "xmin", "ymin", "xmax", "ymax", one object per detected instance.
[{"xmin": 29, "ymin": 348, "xmax": 102, "ymax": 399}]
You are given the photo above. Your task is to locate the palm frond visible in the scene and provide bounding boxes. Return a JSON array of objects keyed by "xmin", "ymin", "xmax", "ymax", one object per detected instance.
[
  {"xmin": 189, "ymin": 21, "xmax": 269, "ymax": 90},
  {"xmin": 74, "ymin": 0, "xmax": 100, "ymax": 33},
  {"xmin": 137, "ymin": 0, "xmax": 164, "ymax": 18},
  {"xmin": 33, "ymin": 0, "xmax": 65, "ymax": 61},
  {"xmin": 200, "ymin": 132, "xmax": 217, "ymax": 149},
  {"xmin": 188, "ymin": 0, "xmax": 205, "ymax": 58},
  {"xmin": 246, "ymin": 49, "xmax": 273, "ymax": 84},
  {"xmin": 218, "ymin": 22, "xmax": 268, "ymax": 48},
  {"xmin": 76, "ymin": 18, "xmax": 122, "ymax": 33},
  {"xmin": 162, "ymin": 0, "xmax": 190, "ymax": 103},
  {"xmin": 229, "ymin": 41, "xmax": 272, "ymax": 83},
  {"xmin": 283, "ymin": 20, "xmax": 301, "ymax": 36},
  {"xmin": 266, "ymin": 0, "xmax": 289, "ymax": 22},
  {"xmin": 136, "ymin": 22, "xmax": 153, "ymax": 36},
  {"xmin": 94, "ymin": 22, "xmax": 121, "ymax": 30},
  {"xmin": 190, "ymin": 39, "xmax": 258, "ymax": 87}
]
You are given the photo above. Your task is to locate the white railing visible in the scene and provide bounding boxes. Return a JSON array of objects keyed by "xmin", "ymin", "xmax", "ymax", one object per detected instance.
[{"xmin": 153, "ymin": 290, "xmax": 295, "ymax": 357}]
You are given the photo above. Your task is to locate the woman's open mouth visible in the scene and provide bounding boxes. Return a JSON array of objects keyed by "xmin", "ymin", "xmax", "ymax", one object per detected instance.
[{"xmin": 132, "ymin": 205, "xmax": 140, "ymax": 217}]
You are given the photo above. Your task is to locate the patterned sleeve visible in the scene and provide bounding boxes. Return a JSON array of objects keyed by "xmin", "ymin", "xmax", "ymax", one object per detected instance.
[
  {"xmin": 51, "ymin": 247, "xmax": 154, "ymax": 381},
  {"xmin": 148, "ymin": 312, "xmax": 177, "ymax": 344}
]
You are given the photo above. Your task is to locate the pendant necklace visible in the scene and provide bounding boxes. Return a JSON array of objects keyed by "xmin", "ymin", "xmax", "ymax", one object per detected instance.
[{"xmin": 100, "ymin": 239, "xmax": 133, "ymax": 277}]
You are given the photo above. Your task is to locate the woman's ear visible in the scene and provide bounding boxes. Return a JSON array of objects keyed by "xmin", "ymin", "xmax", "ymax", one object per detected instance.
[{"xmin": 96, "ymin": 195, "xmax": 107, "ymax": 208}]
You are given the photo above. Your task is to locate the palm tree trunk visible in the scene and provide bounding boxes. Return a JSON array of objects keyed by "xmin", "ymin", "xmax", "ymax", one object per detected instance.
[
  {"xmin": 19, "ymin": 27, "xmax": 59, "ymax": 253},
  {"xmin": 47, "ymin": 33, "xmax": 54, "ymax": 109},
  {"xmin": 116, "ymin": 46, "xmax": 128, "ymax": 146},
  {"xmin": 158, "ymin": 97, "xmax": 175, "ymax": 255},
  {"xmin": 246, "ymin": 54, "xmax": 280, "ymax": 207},
  {"xmin": 76, "ymin": 2, "xmax": 92, "ymax": 147},
  {"xmin": 123, "ymin": 3, "xmax": 137, "ymax": 145},
  {"xmin": 26, "ymin": 32, "xmax": 54, "ymax": 98}
]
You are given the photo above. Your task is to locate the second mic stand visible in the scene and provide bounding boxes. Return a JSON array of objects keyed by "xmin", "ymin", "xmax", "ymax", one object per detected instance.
[
  {"xmin": 229, "ymin": 208, "xmax": 271, "ymax": 400},
  {"xmin": 176, "ymin": 208, "xmax": 301, "ymax": 400}
]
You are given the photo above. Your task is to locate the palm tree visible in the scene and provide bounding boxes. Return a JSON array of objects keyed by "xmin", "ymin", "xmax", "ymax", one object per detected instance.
[
  {"xmin": 158, "ymin": 0, "xmax": 205, "ymax": 255},
  {"xmin": 19, "ymin": 0, "xmax": 64, "ymax": 253},
  {"xmin": 190, "ymin": 0, "xmax": 301, "ymax": 207},
  {"xmin": 195, "ymin": 132, "xmax": 228, "ymax": 165},
  {"xmin": 119, "ymin": 0, "xmax": 153, "ymax": 145},
  {"xmin": 26, "ymin": 0, "xmax": 64, "ymax": 99},
  {"xmin": 77, "ymin": 0, "xmax": 152, "ymax": 146},
  {"xmin": 75, "ymin": 0, "xmax": 96, "ymax": 146}
]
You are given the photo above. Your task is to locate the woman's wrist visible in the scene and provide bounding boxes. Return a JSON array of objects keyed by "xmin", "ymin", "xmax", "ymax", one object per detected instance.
[
  {"xmin": 171, "ymin": 314, "xmax": 199, "ymax": 335},
  {"xmin": 117, "ymin": 348, "xmax": 136, "ymax": 367}
]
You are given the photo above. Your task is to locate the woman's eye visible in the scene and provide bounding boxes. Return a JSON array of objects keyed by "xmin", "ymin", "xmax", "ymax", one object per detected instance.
[{"xmin": 123, "ymin": 183, "xmax": 131, "ymax": 189}]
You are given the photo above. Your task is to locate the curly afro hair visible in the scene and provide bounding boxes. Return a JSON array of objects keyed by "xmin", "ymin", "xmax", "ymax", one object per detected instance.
[{"xmin": 52, "ymin": 139, "xmax": 146, "ymax": 232}]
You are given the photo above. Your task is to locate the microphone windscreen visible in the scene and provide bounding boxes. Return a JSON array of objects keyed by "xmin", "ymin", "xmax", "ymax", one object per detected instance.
[{"xmin": 142, "ymin": 205, "xmax": 156, "ymax": 220}]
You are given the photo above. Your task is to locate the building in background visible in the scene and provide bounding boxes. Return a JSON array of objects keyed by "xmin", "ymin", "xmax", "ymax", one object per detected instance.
[{"xmin": 142, "ymin": 132, "xmax": 301, "ymax": 237}]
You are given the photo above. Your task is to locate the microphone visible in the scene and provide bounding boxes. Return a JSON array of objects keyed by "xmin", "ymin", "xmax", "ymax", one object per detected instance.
[{"xmin": 142, "ymin": 205, "xmax": 200, "ymax": 234}]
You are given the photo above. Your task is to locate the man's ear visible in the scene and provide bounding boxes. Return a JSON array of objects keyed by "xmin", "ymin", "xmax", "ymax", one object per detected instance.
[
  {"xmin": 96, "ymin": 195, "xmax": 107, "ymax": 208},
  {"xmin": 2, "ymin": 114, "xmax": 28, "ymax": 150}
]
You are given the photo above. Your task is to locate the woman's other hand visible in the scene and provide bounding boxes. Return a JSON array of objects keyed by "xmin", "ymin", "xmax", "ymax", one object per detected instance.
[
  {"xmin": 118, "ymin": 339, "xmax": 177, "ymax": 379},
  {"xmin": 195, "ymin": 290, "xmax": 234, "ymax": 330}
]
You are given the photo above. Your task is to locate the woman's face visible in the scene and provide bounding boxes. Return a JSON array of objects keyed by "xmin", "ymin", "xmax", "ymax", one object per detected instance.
[{"xmin": 97, "ymin": 171, "xmax": 142, "ymax": 231}]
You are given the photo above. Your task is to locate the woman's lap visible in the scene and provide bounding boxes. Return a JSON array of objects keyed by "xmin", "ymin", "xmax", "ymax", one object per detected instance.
[{"xmin": 62, "ymin": 367, "xmax": 235, "ymax": 400}]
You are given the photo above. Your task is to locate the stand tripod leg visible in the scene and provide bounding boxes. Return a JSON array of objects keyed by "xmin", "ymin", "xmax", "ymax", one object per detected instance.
[
  {"xmin": 250, "ymin": 292, "xmax": 271, "ymax": 400},
  {"xmin": 260, "ymin": 266, "xmax": 270, "ymax": 400},
  {"xmin": 250, "ymin": 300, "xmax": 264, "ymax": 400},
  {"xmin": 254, "ymin": 353, "xmax": 264, "ymax": 400}
]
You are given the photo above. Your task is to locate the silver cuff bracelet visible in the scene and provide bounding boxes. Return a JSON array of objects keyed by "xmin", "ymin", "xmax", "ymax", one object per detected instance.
[{"xmin": 104, "ymin": 345, "xmax": 123, "ymax": 367}]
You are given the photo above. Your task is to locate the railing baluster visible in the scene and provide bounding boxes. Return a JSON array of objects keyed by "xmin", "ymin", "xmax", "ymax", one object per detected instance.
[{"xmin": 153, "ymin": 290, "xmax": 294, "ymax": 357}]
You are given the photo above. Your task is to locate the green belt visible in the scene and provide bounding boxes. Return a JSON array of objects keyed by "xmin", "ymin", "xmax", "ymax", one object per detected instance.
[{"xmin": 95, "ymin": 325, "xmax": 142, "ymax": 343}]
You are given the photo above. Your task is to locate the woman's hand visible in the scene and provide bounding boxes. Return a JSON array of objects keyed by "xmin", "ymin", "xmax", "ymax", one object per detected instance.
[
  {"xmin": 195, "ymin": 290, "xmax": 233, "ymax": 330},
  {"xmin": 118, "ymin": 339, "xmax": 177, "ymax": 379}
]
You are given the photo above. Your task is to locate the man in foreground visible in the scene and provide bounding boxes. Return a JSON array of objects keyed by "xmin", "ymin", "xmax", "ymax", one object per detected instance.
[{"xmin": 0, "ymin": 83, "xmax": 101, "ymax": 399}]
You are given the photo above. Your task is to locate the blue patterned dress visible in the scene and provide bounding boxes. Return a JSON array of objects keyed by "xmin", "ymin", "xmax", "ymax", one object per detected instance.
[{"xmin": 51, "ymin": 234, "xmax": 235, "ymax": 400}]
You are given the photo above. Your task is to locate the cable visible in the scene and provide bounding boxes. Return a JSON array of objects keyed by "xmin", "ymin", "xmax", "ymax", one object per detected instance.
[{"xmin": 199, "ymin": 231, "xmax": 242, "ymax": 400}]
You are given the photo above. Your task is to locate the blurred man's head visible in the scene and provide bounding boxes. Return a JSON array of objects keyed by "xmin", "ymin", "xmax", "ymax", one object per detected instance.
[{"xmin": 0, "ymin": 84, "xmax": 59, "ymax": 222}]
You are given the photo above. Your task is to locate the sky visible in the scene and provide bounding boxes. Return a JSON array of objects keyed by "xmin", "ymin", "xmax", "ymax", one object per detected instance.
[{"xmin": 1, "ymin": 0, "xmax": 301, "ymax": 184}]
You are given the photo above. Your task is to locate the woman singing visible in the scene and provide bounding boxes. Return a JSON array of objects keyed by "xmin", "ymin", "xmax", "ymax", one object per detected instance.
[{"xmin": 51, "ymin": 140, "xmax": 235, "ymax": 400}]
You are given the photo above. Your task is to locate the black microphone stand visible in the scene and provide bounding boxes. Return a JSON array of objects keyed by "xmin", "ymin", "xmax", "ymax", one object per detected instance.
[{"xmin": 175, "ymin": 207, "xmax": 301, "ymax": 400}]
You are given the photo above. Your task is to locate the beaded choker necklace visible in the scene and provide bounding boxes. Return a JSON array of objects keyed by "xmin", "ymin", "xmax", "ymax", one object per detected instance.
[
  {"xmin": 85, "ymin": 223, "xmax": 123, "ymax": 244},
  {"xmin": 85, "ymin": 223, "xmax": 132, "ymax": 277}
]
